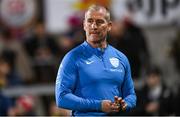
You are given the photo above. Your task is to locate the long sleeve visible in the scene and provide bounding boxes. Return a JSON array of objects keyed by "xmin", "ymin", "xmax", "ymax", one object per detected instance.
[
  {"xmin": 121, "ymin": 57, "xmax": 137, "ymax": 111},
  {"xmin": 55, "ymin": 52, "xmax": 101, "ymax": 112}
]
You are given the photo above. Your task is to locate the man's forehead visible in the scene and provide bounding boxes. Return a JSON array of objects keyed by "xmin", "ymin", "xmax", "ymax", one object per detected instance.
[
  {"xmin": 86, "ymin": 8, "xmax": 106, "ymax": 15},
  {"xmin": 85, "ymin": 10, "xmax": 106, "ymax": 19}
]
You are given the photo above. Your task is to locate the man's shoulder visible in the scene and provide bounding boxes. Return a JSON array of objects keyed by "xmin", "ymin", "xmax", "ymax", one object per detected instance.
[{"xmin": 108, "ymin": 45, "xmax": 128, "ymax": 59}]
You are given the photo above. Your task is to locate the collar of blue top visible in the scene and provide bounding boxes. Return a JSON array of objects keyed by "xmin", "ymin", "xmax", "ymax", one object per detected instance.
[{"xmin": 82, "ymin": 41, "xmax": 109, "ymax": 57}]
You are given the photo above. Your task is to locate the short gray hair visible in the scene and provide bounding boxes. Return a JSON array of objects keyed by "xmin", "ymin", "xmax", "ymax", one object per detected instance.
[{"xmin": 85, "ymin": 4, "xmax": 111, "ymax": 22}]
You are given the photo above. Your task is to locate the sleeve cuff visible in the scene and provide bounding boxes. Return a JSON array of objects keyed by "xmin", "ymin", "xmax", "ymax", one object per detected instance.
[
  {"xmin": 124, "ymin": 100, "xmax": 131, "ymax": 112},
  {"xmin": 94, "ymin": 100, "xmax": 102, "ymax": 111}
]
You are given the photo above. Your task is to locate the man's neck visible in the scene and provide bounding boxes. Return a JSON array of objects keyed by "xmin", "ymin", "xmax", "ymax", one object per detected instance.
[{"xmin": 87, "ymin": 39, "xmax": 107, "ymax": 49}]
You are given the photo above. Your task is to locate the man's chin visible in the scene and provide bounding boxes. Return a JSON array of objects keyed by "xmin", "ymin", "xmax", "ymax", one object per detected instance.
[
  {"xmin": 90, "ymin": 38, "xmax": 104, "ymax": 44},
  {"xmin": 90, "ymin": 35, "xmax": 99, "ymax": 39},
  {"xmin": 90, "ymin": 37, "xmax": 100, "ymax": 41}
]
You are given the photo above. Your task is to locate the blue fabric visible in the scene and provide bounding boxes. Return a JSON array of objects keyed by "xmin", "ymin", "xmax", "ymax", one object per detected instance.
[
  {"xmin": 0, "ymin": 91, "xmax": 12, "ymax": 116},
  {"xmin": 55, "ymin": 41, "xmax": 136, "ymax": 116}
]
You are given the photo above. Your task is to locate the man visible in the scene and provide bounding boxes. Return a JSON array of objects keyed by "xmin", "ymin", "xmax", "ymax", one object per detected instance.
[
  {"xmin": 55, "ymin": 5, "xmax": 136, "ymax": 116},
  {"xmin": 135, "ymin": 66, "xmax": 174, "ymax": 116}
]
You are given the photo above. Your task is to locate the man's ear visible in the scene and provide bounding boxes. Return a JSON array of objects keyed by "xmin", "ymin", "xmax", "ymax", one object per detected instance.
[
  {"xmin": 83, "ymin": 20, "xmax": 86, "ymax": 31},
  {"xmin": 108, "ymin": 21, "xmax": 112, "ymax": 31}
]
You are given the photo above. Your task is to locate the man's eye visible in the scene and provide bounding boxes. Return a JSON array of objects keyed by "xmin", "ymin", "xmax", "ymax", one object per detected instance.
[
  {"xmin": 96, "ymin": 20, "xmax": 105, "ymax": 24},
  {"xmin": 87, "ymin": 20, "xmax": 93, "ymax": 23}
]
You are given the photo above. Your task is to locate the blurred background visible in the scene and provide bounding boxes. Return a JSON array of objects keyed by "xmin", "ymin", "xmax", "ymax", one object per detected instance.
[{"xmin": 0, "ymin": 0, "xmax": 180, "ymax": 116}]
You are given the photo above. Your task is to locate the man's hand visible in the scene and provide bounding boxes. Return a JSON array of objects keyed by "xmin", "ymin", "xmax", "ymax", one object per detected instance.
[
  {"xmin": 101, "ymin": 96, "xmax": 128, "ymax": 113},
  {"xmin": 101, "ymin": 100, "xmax": 120, "ymax": 113},
  {"xmin": 114, "ymin": 96, "xmax": 127, "ymax": 111}
]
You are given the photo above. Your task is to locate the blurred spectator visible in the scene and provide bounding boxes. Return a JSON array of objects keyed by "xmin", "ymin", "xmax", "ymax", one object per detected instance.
[
  {"xmin": 23, "ymin": 22, "xmax": 59, "ymax": 83},
  {"xmin": 0, "ymin": 28, "xmax": 34, "ymax": 84},
  {"xmin": 108, "ymin": 8, "xmax": 150, "ymax": 80},
  {"xmin": 0, "ymin": 53, "xmax": 15, "ymax": 116},
  {"xmin": 173, "ymin": 84, "xmax": 180, "ymax": 115},
  {"xmin": 0, "ymin": 51, "xmax": 22, "ymax": 87},
  {"xmin": 9, "ymin": 95, "xmax": 36, "ymax": 116},
  {"xmin": 57, "ymin": 14, "xmax": 84, "ymax": 62},
  {"xmin": 33, "ymin": 47, "xmax": 57, "ymax": 83},
  {"xmin": 57, "ymin": 35, "xmax": 76, "ymax": 61},
  {"xmin": 67, "ymin": 13, "xmax": 85, "ymax": 42},
  {"xmin": 170, "ymin": 30, "xmax": 180, "ymax": 113},
  {"xmin": 0, "ymin": 91, "xmax": 13, "ymax": 116},
  {"xmin": 23, "ymin": 22, "xmax": 59, "ymax": 57},
  {"xmin": 134, "ymin": 66, "xmax": 174, "ymax": 116},
  {"xmin": 171, "ymin": 29, "xmax": 180, "ymax": 73}
]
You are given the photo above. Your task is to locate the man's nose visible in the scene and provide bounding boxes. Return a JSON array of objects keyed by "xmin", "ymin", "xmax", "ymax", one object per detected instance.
[{"xmin": 91, "ymin": 22, "xmax": 97, "ymax": 29}]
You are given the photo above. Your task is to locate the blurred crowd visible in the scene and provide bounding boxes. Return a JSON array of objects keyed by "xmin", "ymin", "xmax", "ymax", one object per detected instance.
[{"xmin": 1, "ymin": 1, "xmax": 180, "ymax": 116}]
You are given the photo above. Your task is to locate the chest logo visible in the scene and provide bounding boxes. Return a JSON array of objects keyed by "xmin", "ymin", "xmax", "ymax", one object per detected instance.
[
  {"xmin": 109, "ymin": 57, "xmax": 119, "ymax": 68},
  {"xmin": 85, "ymin": 60, "xmax": 94, "ymax": 64}
]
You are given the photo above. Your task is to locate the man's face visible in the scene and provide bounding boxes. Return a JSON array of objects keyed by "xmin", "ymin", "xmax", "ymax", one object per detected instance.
[
  {"xmin": 146, "ymin": 74, "xmax": 160, "ymax": 88},
  {"xmin": 83, "ymin": 10, "xmax": 111, "ymax": 43}
]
